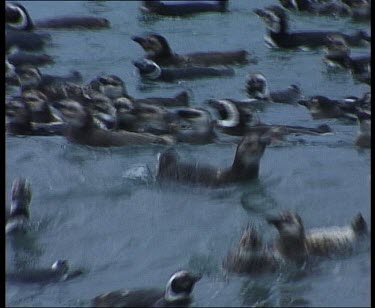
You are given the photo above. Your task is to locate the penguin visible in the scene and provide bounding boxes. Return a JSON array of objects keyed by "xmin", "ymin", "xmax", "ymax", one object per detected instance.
[
  {"xmin": 133, "ymin": 59, "xmax": 235, "ymax": 82},
  {"xmin": 354, "ymin": 109, "xmax": 371, "ymax": 148},
  {"xmin": 254, "ymin": 5, "xmax": 370, "ymax": 49},
  {"xmin": 156, "ymin": 132, "xmax": 271, "ymax": 187},
  {"xmin": 7, "ymin": 49, "xmax": 54, "ymax": 68},
  {"xmin": 278, "ymin": 0, "xmax": 352, "ymax": 17},
  {"xmin": 323, "ymin": 35, "xmax": 371, "ymax": 76},
  {"xmin": 245, "ymin": 73, "xmax": 304, "ymax": 104},
  {"xmin": 6, "ymin": 177, "xmax": 32, "ymax": 235},
  {"xmin": 54, "ymin": 99, "xmax": 174, "ymax": 147},
  {"xmin": 132, "ymin": 33, "xmax": 251, "ymax": 67},
  {"xmin": 266, "ymin": 211, "xmax": 369, "ymax": 265},
  {"xmin": 173, "ymin": 108, "xmax": 217, "ymax": 144},
  {"xmin": 7, "ymin": 260, "xmax": 85, "ymax": 284},
  {"xmin": 298, "ymin": 96, "xmax": 358, "ymax": 120},
  {"xmin": 207, "ymin": 99, "xmax": 332, "ymax": 137},
  {"xmin": 6, "ymin": 2, "xmax": 110, "ymax": 30},
  {"xmin": 6, "ymin": 29, "xmax": 51, "ymax": 52},
  {"xmin": 92, "ymin": 270, "xmax": 202, "ymax": 307},
  {"xmin": 223, "ymin": 224, "xmax": 278, "ymax": 275},
  {"xmin": 140, "ymin": 0, "xmax": 228, "ymax": 17}
]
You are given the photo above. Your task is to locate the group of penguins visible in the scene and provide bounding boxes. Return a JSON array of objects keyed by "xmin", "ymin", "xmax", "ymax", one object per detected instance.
[{"xmin": 6, "ymin": 0, "xmax": 371, "ymax": 307}]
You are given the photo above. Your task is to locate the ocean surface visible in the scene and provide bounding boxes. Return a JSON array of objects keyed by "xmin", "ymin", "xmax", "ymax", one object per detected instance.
[{"xmin": 6, "ymin": 1, "xmax": 370, "ymax": 307}]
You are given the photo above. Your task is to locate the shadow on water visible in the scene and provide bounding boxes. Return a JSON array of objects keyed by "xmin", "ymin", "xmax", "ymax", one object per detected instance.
[
  {"xmin": 7, "ymin": 230, "xmax": 44, "ymax": 272},
  {"xmin": 240, "ymin": 179, "xmax": 278, "ymax": 215},
  {"xmin": 239, "ymin": 269, "xmax": 311, "ymax": 307},
  {"xmin": 321, "ymin": 68, "xmax": 353, "ymax": 84},
  {"xmin": 188, "ymin": 254, "xmax": 221, "ymax": 277}
]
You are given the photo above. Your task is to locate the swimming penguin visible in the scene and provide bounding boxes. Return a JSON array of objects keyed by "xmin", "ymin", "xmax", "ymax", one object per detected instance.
[
  {"xmin": 15, "ymin": 66, "xmax": 43, "ymax": 89},
  {"xmin": 245, "ymin": 73, "xmax": 304, "ymax": 104},
  {"xmin": 254, "ymin": 5, "xmax": 370, "ymax": 49},
  {"xmin": 16, "ymin": 66, "xmax": 83, "ymax": 92},
  {"xmin": 266, "ymin": 211, "xmax": 310, "ymax": 266},
  {"xmin": 92, "ymin": 270, "xmax": 202, "ymax": 307},
  {"xmin": 6, "ymin": 96, "xmax": 66, "ymax": 136},
  {"xmin": 21, "ymin": 89, "xmax": 58, "ymax": 123},
  {"xmin": 349, "ymin": 0, "xmax": 371, "ymax": 22},
  {"xmin": 140, "ymin": 0, "xmax": 228, "ymax": 16},
  {"xmin": 317, "ymin": 33, "xmax": 370, "ymax": 85},
  {"xmin": 278, "ymin": 0, "xmax": 352, "ymax": 17},
  {"xmin": 156, "ymin": 132, "xmax": 271, "ymax": 187},
  {"xmin": 173, "ymin": 108, "xmax": 217, "ymax": 144},
  {"xmin": 84, "ymin": 92, "xmax": 118, "ymax": 130},
  {"xmin": 135, "ymin": 90, "xmax": 190, "ymax": 107},
  {"xmin": 223, "ymin": 224, "xmax": 278, "ymax": 275},
  {"xmin": 266, "ymin": 211, "xmax": 369, "ymax": 265},
  {"xmin": 6, "ymin": 29, "xmax": 51, "ymax": 52},
  {"xmin": 7, "ymin": 49, "xmax": 54, "ymax": 68},
  {"xmin": 206, "ymin": 99, "xmax": 261, "ymax": 136},
  {"xmin": 6, "ymin": 59, "xmax": 20, "ymax": 86},
  {"xmin": 35, "ymin": 80, "xmax": 92, "ymax": 104},
  {"xmin": 305, "ymin": 213, "xmax": 369, "ymax": 257},
  {"xmin": 89, "ymin": 75, "xmax": 131, "ymax": 100},
  {"xmin": 6, "ymin": 177, "xmax": 32, "ymax": 235},
  {"xmin": 323, "ymin": 35, "xmax": 371, "ymax": 75},
  {"xmin": 132, "ymin": 33, "xmax": 251, "ymax": 67},
  {"xmin": 207, "ymin": 99, "xmax": 332, "ymax": 137},
  {"xmin": 115, "ymin": 101, "xmax": 178, "ymax": 135},
  {"xmin": 54, "ymin": 99, "xmax": 174, "ymax": 147},
  {"xmin": 354, "ymin": 109, "xmax": 371, "ymax": 148},
  {"xmin": 7, "ymin": 260, "xmax": 84, "ymax": 284},
  {"xmin": 6, "ymin": 97, "xmax": 35, "ymax": 135},
  {"xmin": 133, "ymin": 59, "xmax": 235, "ymax": 82},
  {"xmin": 6, "ymin": 2, "xmax": 110, "ymax": 30},
  {"xmin": 90, "ymin": 74, "xmax": 190, "ymax": 107},
  {"xmin": 298, "ymin": 96, "xmax": 357, "ymax": 120},
  {"xmin": 354, "ymin": 92, "xmax": 371, "ymax": 112}
]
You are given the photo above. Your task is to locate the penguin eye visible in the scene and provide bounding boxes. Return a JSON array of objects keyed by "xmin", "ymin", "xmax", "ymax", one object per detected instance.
[
  {"xmin": 29, "ymin": 97, "xmax": 39, "ymax": 103},
  {"xmin": 98, "ymin": 77, "xmax": 109, "ymax": 85},
  {"xmin": 282, "ymin": 213, "xmax": 292, "ymax": 223}
]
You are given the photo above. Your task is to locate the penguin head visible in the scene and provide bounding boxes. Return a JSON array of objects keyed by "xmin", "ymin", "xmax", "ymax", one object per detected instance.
[
  {"xmin": 239, "ymin": 223, "xmax": 263, "ymax": 256},
  {"xmin": 133, "ymin": 59, "xmax": 162, "ymax": 80},
  {"xmin": 324, "ymin": 35, "xmax": 351, "ymax": 58},
  {"xmin": 165, "ymin": 270, "xmax": 202, "ymax": 302},
  {"xmin": 132, "ymin": 34, "xmax": 172, "ymax": 58},
  {"xmin": 246, "ymin": 73, "xmax": 270, "ymax": 99},
  {"xmin": 6, "ymin": 2, "xmax": 34, "ymax": 30},
  {"xmin": 266, "ymin": 211, "xmax": 305, "ymax": 239},
  {"xmin": 16, "ymin": 66, "xmax": 43, "ymax": 89},
  {"xmin": 254, "ymin": 5, "xmax": 288, "ymax": 33},
  {"xmin": 90, "ymin": 75, "xmax": 128, "ymax": 100},
  {"xmin": 51, "ymin": 260, "xmax": 70, "ymax": 274},
  {"xmin": 53, "ymin": 99, "xmax": 92, "ymax": 128},
  {"xmin": 10, "ymin": 177, "xmax": 32, "ymax": 215}
]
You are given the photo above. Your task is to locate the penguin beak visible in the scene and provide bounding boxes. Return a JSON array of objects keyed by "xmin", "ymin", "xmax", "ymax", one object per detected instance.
[
  {"xmin": 253, "ymin": 8, "xmax": 266, "ymax": 18},
  {"xmin": 132, "ymin": 60, "xmax": 145, "ymax": 70},
  {"xmin": 176, "ymin": 109, "xmax": 201, "ymax": 119},
  {"xmin": 297, "ymin": 99, "xmax": 309, "ymax": 107},
  {"xmin": 265, "ymin": 215, "xmax": 283, "ymax": 229},
  {"xmin": 131, "ymin": 36, "xmax": 147, "ymax": 47}
]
